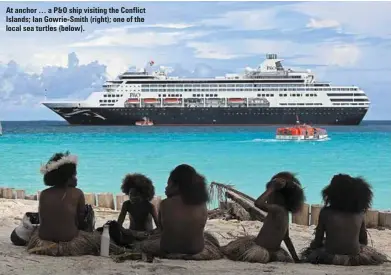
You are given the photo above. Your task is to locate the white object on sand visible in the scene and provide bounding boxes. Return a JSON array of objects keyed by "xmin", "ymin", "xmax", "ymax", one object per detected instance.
[{"xmin": 100, "ymin": 224, "xmax": 110, "ymax": 257}]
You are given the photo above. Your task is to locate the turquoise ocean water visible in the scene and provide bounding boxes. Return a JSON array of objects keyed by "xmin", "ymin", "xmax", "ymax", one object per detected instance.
[{"xmin": 0, "ymin": 121, "xmax": 390, "ymax": 210}]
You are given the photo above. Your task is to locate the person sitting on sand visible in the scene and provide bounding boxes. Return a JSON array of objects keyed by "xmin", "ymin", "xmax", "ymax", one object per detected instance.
[
  {"xmin": 301, "ymin": 174, "xmax": 389, "ymax": 265},
  {"xmin": 220, "ymin": 172, "xmax": 305, "ymax": 263},
  {"xmin": 139, "ymin": 164, "xmax": 223, "ymax": 260},
  {"xmin": 27, "ymin": 151, "xmax": 120, "ymax": 256},
  {"xmin": 117, "ymin": 173, "xmax": 159, "ymax": 231}
]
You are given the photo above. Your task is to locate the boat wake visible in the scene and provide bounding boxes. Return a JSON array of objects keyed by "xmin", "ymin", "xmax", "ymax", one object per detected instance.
[
  {"xmin": 240, "ymin": 137, "xmax": 331, "ymax": 143},
  {"xmin": 239, "ymin": 138, "xmax": 288, "ymax": 143},
  {"xmin": 314, "ymin": 137, "xmax": 331, "ymax": 142}
]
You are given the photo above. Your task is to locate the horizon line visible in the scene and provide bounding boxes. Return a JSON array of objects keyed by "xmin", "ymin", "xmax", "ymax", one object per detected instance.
[{"xmin": 2, "ymin": 119, "xmax": 391, "ymax": 122}]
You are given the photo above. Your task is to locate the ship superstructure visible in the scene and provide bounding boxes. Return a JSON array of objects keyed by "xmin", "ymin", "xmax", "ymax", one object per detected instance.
[{"xmin": 42, "ymin": 54, "xmax": 370, "ymax": 125}]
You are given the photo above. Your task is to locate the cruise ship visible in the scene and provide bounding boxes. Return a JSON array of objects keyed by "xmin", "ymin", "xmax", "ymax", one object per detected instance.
[{"xmin": 42, "ymin": 54, "xmax": 370, "ymax": 125}]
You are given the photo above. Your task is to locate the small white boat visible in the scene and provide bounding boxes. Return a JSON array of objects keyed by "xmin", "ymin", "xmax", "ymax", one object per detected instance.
[
  {"xmin": 0, "ymin": 121, "xmax": 2, "ymax": 136},
  {"xmin": 135, "ymin": 117, "xmax": 154, "ymax": 126}
]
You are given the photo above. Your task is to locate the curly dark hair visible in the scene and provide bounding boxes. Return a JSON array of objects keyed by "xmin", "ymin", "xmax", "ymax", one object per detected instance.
[
  {"xmin": 322, "ymin": 174, "xmax": 372, "ymax": 213},
  {"xmin": 121, "ymin": 173, "xmax": 155, "ymax": 201},
  {"xmin": 43, "ymin": 151, "xmax": 77, "ymax": 187},
  {"xmin": 169, "ymin": 164, "xmax": 209, "ymax": 205},
  {"xmin": 266, "ymin": 171, "xmax": 306, "ymax": 213}
]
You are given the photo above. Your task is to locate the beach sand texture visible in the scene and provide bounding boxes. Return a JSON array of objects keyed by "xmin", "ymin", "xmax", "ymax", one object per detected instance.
[{"xmin": 0, "ymin": 198, "xmax": 390, "ymax": 275}]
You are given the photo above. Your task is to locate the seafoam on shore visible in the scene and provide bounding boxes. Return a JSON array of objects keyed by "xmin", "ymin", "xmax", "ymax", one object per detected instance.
[{"xmin": 0, "ymin": 198, "xmax": 390, "ymax": 275}]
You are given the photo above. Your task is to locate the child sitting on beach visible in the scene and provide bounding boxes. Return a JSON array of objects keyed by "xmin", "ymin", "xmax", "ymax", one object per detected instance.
[
  {"xmin": 27, "ymin": 151, "xmax": 121, "ymax": 256},
  {"xmin": 301, "ymin": 174, "xmax": 389, "ymax": 265},
  {"xmin": 220, "ymin": 171, "xmax": 305, "ymax": 263},
  {"xmin": 117, "ymin": 173, "xmax": 158, "ymax": 232},
  {"xmin": 139, "ymin": 164, "xmax": 222, "ymax": 260}
]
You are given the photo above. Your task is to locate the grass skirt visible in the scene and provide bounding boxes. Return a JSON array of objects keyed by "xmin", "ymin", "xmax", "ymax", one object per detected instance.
[
  {"xmin": 301, "ymin": 245, "xmax": 390, "ymax": 266},
  {"xmin": 138, "ymin": 231, "xmax": 223, "ymax": 260},
  {"xmin": 220, "ymin": 235, "xmax": 293, "ymax": 263},
  {"xmin": 26, "ymin": 228, "xmax": 125, "ymax": 256}
]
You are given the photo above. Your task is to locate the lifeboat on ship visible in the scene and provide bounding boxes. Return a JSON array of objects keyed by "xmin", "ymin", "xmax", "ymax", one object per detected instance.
[
  {"xmin": 126, "ymin": 98, "xmax": 140, "ymax": 104},
  {"xmin": 275, "ymin": 117, "xmax": 328, "ymax": 141},
  {"xmin": 228, "ymin": 98, "xmax": 245, "ymax": 104},
  {"xmin": 143, "ymin": 98, "xmax": 159, "ymax": 104},
  {"xmin": 164, "ymin": 98, "xmax": 181, "ymax": 104},
  {"xmin": 135, "ymin": 117, "xmax": 154, "ymax": 126}
]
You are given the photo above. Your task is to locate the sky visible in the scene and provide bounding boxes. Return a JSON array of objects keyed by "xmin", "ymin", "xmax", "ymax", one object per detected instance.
[{"xmin": 1, "ymin": 1, "xmax": 391, "ymax": 120}]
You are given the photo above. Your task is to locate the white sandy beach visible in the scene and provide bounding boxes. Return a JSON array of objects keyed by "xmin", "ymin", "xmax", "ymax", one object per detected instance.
[{"xmin": 0, "ymin": 198, "xmax": 390, "ymax": 275}]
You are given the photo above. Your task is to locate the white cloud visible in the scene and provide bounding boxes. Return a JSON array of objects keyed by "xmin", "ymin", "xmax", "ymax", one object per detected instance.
[
  {"xmin": 71, "ymin": 31, "xmax": 182, "ymax": 47},
  {"xmin": 187, "ymin": 39, "xmax": 294, "ymax": 60},
  {"xmin": 129, "ymin": 23, "xmax": 195, "ymax": 29},
  {"xmin": 70, "ymin": 28, "xmax": 207, "ymax": 48},
  {"xmin": 325, "ymin": 44, "xmax": 361, "ymax": 67},
  {"xmin": 187, "ymin": 38, "xmax": 362, "ymax": 68},
  {"xmin": 291, "ymin": 2, "xmax": 391, "ymax": 38},
  {"xmin": 186, "ymin": 42, "xmax": 245, "ymax": 60},
  {"xmin": 84, "ymin": 23, "xmax": 195, "ymax": 40},
  {"xmin": 201, "ymin": 8, "xmax": 280, "ymax": 31},
  {"xmin": 31, "ymin": 53, "xmax": 69, "ymax": 69},
  {"xmin": 0, "ymin": 78, "xmax": 13, "ymax": 99},
  {"xmin": 1, "ymin": 33, "xmax": 189, "ymax": 78},
  {"xmin": 200, "ymin": 3, "xmax": 391, "ymax": 39},
  {"xmin": 306, "ymin": 18, "xmax": 340, "ymax": 29},
  {"xmin": 0, "ymin": 53, "xmax": 107, "ymax": 111}
]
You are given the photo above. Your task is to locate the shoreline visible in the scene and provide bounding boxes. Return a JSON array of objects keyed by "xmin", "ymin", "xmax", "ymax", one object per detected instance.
[
  {"xmin": 1, "ymin": 187, "xmax": 391, "ymax": 229},
  {"xmin": 0, "ymin": 198, "xmax": 390, "ymax": 275}
]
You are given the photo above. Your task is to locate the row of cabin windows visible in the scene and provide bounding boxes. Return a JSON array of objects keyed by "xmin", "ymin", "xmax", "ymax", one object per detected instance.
[
  {"xmin": 158, "ymin": 94, "xmax": 183, "ymax": 97},
  {"xmin": 222, "ymin": 112, "xmax": 343, "ymax": 115},
  {"xmin": 145, "ymin": 83, "xmax": 300, "ymax": 88},
  {"xmin": 103, "ymin": 94, "xmax": 123, "ymax": 98},
  {"xmin": 257, "ymin": 94, "xmax": 274, "ymax": 97},
  {"xmin": 99, "ymin": 99, "xmax": 119, "ymax": 103},
  {"xmin": 154, "ymin": 93, "xmax": 316, "ymax": 98},
  {"xmin": 115, "ymin": 111, "xmax": 358, "ymax": 116},
  {"xmin": 333, "ymin": 103, "xmax": 367, "ymax": 106},
  {"xmin": 193, "ymin": 94, "xmax": 218, "ymax": 98},
  {"xmin": 156, "ymin": 94, "xmax": 220, "ymax": 98},
  {"xmin": 284, "ymin": 93, "xmax": 318, "ymax": 97},
  {"xmin": 103, "ymin": 107, "xmax": 365, "ymax": 113},
  {"xmin": 142, "ymin": 83, "xmax": 356, "ymax": 89},
  {"xmin": 144, "ymin": 89, "xmax": 265, "ymax": 92},
  {"xmin": 140, "ymin": 85, "xmax": 359, "ymax": 91},
  {"xmin": 327, "ymin": 93, "xmax": 366, "ymax": 97},
  {"xmin": 282, "ymin": 103, "xmax": 324, "ymax": 106},
  {"xmin": 332, "ymin": 103, "xmax": 368, "ymax": 106},
  {"xmin": 141, "ymin": 88, "xmax": 343, "ymax": 92},
  {"xmin": 101, "ymin": 92, "xmax": 362, "ymax": 99},
  {"xmin": 280, "ymin": 103, "xmax": 323, "ymax": 106},
  {"xmin": 330, "ymin": 98, "xmax": 369, "ymax": 102},
  {"xmin": 109, "ymin": 88, "xmax": 360, "ymax": 95}
]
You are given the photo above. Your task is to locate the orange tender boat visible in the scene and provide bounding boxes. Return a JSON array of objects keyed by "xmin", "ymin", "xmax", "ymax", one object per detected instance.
[{"xmin": 276, "ymin": 117, "xmax": 328, "ymax": 141}]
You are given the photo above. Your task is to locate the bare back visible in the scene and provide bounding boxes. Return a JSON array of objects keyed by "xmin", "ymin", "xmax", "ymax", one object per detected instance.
[
  {"xmin": 39, "ymin": 186, "xmax": 85, "ymax": 242},
  {"xmin": 255, "ymin": 205, "xmax": 289, "ymax": 251},
  {"xmin": 319, "ymin": 208, "xmax": 366, "ymax": 255},
  {"xmin": 160, "ymin": 195, "xmax": 207, "ymax": 254}
]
